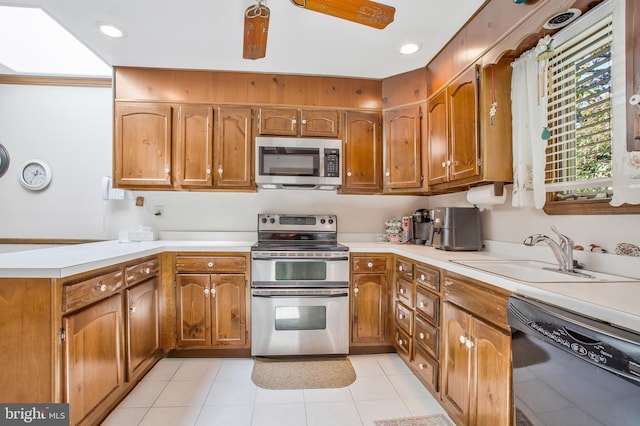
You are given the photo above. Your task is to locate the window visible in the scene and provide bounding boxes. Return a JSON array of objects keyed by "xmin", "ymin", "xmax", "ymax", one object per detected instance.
[{"xmin": 544, "ymin": 13, "xmax": 613, "ymax": 202}]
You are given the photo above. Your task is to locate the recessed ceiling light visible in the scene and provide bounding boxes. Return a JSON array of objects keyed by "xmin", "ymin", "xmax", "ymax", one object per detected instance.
[
  {"xmin": 399, "ymin": 42, "xmax": 422, "ymax": 55},
  {"xmin": 98, "ymin": 23, "xmax": 126, "ymax": 38}
]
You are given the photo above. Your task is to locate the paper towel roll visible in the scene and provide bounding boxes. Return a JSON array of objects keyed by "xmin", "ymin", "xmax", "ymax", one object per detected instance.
[{"xmin": 466, "ymin": 185, "xmax": 507, "ymax": 206}]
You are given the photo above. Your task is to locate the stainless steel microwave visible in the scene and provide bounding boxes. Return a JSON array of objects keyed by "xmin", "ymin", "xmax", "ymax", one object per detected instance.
[{"xmin": 255, "ymin": 137, "xmax": 342, "ymax": 190}]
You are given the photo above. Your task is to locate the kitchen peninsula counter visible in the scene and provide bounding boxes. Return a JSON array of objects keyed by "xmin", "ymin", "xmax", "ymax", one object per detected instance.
[{"xmin": 0, "ymin": 238, "xmax": 638, "ymax": 331}]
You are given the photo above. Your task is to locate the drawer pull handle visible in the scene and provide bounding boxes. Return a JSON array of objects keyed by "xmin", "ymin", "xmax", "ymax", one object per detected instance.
[
  {"xmin": 207, "ymin": 262, "xmax": 214, "ymax": 268},
  {"xmin": 367, "ymin": 262, "xmax": 373, "ymax": 268}
]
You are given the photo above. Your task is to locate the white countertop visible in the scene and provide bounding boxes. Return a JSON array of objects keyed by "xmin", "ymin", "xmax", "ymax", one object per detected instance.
[{"xmin": 1, "ymin": 238, "xmax": 638, "ymax": 333}]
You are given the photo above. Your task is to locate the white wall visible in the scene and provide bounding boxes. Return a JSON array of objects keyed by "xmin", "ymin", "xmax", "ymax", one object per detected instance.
[{"xmin": 1, "ymin": 83, "xmax": 639, "ymax": 252}]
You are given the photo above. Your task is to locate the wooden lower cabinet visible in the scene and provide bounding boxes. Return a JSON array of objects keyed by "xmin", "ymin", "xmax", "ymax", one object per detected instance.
[
  {"xmin": 175, "ymin": 254, "xmax": 249, "ymax": 349},
  {"xmin": 125, "ymin": 277, "xmax": 161, "ymax": 381},
  {"xmin": 64, "ymin": 294, "xmax": 125, "ymax": 426},
  {"xmin": 350, "ymin": 254, "xmax": 391, "ymax": 347},
  {"xmin": 441, "ymin": 273, "xmax": 512, "ymax": 426}
]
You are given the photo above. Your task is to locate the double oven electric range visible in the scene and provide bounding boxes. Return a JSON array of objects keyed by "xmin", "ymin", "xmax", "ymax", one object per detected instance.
[{"xmin": 251, "ymin": 213, "xmax": 349, "ymax": 357}]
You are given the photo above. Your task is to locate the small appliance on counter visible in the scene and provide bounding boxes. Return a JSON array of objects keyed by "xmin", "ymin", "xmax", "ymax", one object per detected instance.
[
  {"xmin": 430, "ymin": 207, "xmax": 482, "ymax": 251},
  {"xmin": 412, "ymin": 209, "xmax": 431, "ymax": 245}
]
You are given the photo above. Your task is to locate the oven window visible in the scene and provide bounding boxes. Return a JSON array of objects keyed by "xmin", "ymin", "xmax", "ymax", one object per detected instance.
[
  {"xmin": 275, "ymin": 261, "xmax": 326, "ymax": 281},
  {"xmin": 259, "ymin": 147, "xmax": 320, "ymax": 177},
  {"xmin": 275, "ymin": 306, "xmax": 326, "ymax": 330}
]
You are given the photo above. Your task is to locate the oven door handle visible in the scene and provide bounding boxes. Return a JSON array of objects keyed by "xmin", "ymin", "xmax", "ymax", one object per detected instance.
[
  {"xmin": 251, "ymin": 254, "xmax": 349, "ymax": 261},
  {"xmin": 251, "ymin": 289, "xmax": 349, "ymax": 298}
]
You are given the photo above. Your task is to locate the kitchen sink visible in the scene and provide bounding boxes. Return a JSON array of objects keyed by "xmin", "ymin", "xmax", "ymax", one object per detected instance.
[{"xmin": 451, "ymin": 259, "xmax": 639, "ymax": 283}]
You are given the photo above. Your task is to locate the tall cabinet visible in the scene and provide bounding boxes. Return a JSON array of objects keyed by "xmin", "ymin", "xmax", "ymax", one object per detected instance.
[{"xmin": 342, "ymin": 111, "xmax": 383, "ymax": 193}]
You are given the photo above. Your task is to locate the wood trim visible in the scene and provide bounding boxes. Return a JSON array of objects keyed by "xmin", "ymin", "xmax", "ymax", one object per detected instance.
[
  {"xmin": 0, "ymin": 75, "xmax": 112, "ymax": 88},
  {"xmin": 0, "ymin": 238, "xmax": 102, "ymax": 245},
  {"xmin": 543, "ymin": 199, "xmax": 640, "ymax": 215}
]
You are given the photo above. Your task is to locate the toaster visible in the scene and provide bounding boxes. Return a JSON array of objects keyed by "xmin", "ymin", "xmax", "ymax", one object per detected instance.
[{"xmin": 430, "ymin": 207, "xmax": 482, "ymax": 251}]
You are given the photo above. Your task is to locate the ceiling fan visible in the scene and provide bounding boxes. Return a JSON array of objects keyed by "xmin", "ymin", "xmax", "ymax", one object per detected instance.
[{"xmin": 243, "ymin": 0, "xmax": 396, "ymax": 60}]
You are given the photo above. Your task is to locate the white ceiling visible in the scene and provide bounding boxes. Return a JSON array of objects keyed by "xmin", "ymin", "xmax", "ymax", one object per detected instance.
[{"xmin": 0, "ymin": 0, "xmax": 486, "ymax": 79}]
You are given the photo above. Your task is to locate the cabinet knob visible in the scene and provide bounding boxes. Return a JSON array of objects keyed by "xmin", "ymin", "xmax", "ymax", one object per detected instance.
[
  {"xmin": 465, "ymin": 339, "xmax": 474, "ymax": 349},
  {"xmin": 292, "ymin": 119, "xmax": 297, "ymax": 124},
  {"xmin": 418, "ymin": 363, "xmax": 425, "ymax": 370},
  {"xmin": 459, "ymin": 335, "xmax": 466, "ymax": 344},
  {"xmin": 144, "ymin": 267, "xmax": 151, "ymax": 274},
  {"xmin": 218, "ymin": 165, "xmax": 223, "ymax": 177},
  {"xmin": 398, "ymin": 313, "xmax": 404, "ymax": 319},
  {"xmin": 97, "ymin": 283, "xmax": 107, "ymax": 292},
  {"xmin": 420, "ymin": 274, "xmax": 426, "ymax": 281},
  {"xmin": 347, "ymin": 171, "xmax": 352, "ymax": 177},
  {"xmin": 130, "ymin": 306, "xmax": 137, "ymax": 314},
  {"xmin": 301, "ymin": 119, "xmax": 307, "ymax": 125},
  {"xmin": 419, "ymin": 302, "xmax": 425, "ymax": 308},
  {"xmin": 211, "ymin": 288, "xmax": 216, "ymax": 297},
  {"xmin": 398, "ymin": 265, "xmax": 403, "ymax": 271},
  {"xmin": 367, "ymin": 262, "xmax": 373, "ymax": 268},
  {"xmin": 385, "ymin": 170, "xmax": 390, "ymax": 177},
  {"xmin": 419, "ymin": 332, "xmax": 425, "ymax": 339},
  {"xmin": 165, "ymin": 167, "xmax": 170, "ymax": 174},
  {"xmin": 206, "ymin": 168, "xmax": 211, "ymax": 175},
  {"xmin": 399, "ymin": 288, "xmax": 405, "ymax": 294},
  {"xmin": 204, "ymin": 288, "xmax": 210, "ymax": 295},
  {"xmin": 441, "ymin": 162, "xmax": 447, "ymax": 168},
  {"xmin": 447, "ymin": 160, "xmax": 452, "ymax": 166},
  {"xmin": 444, "ymin": 279, "xmax": 453, "ymax": 286},
  {"xmin": 208, "ymin": 262, "xmax": 214, "ymax": 267},
  {"xmin": 398, "ymin": 339, "xmax": 404, "ymax": 346},
  {"xmin": 353, "ymin": 287, "xmax": 359, "ymax": 294}
]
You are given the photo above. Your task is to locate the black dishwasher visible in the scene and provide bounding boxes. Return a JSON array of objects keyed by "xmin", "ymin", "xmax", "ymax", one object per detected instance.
[{"xmin": 508, "ymin": 295, "xmax": 640, "ymax": 426}]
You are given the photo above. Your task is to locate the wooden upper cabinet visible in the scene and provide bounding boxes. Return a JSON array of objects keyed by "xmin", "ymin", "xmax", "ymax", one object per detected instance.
[
  {"xmin": 448, "ymin": 65, "xmax": 479, "ymax": 182},
  {"xmin": 342, "ymin": 110, "xmax": 382, "ymax": 193},
  {"xmin": 175, "ymin": 105, "xmax": 213, "ymax": 188},
  {"xmin": 383, "ymin": 104, "xmax": 423, "ymax": 191},
  {"xmin": 114, "ymin": 102, "xmax": 172, "ymax": 188},
  {"xmin": 214, "ymin": 106, "xmax": 253, "ymax": 189},
  {"xmin": 427, "ymin": 90, "xmax": 448, "ymax": 186},
  {"xmin": 258, "ymin": 107, "xmax": 339, "ymax": 137}
]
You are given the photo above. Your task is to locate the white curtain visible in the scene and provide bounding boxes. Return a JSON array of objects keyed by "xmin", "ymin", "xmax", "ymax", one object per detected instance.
[{"xmin": 510, "ymin": 42, "xmax": 548, "ymax": 209}]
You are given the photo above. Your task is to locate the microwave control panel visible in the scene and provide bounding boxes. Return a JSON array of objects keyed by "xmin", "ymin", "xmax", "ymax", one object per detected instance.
[{"xmin": 325, "ymin": 149, "xmax": 340, "ymax": 177}]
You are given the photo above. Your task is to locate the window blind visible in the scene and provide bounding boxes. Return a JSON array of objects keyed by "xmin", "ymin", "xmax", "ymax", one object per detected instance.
[{"xmin": 544, "ymin": 14, "xmax": 613, "ymax": 193}]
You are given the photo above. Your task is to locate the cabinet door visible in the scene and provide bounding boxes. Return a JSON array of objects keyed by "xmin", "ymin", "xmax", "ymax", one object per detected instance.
[
  {"xmin": 351, "ymin": 273, "xmax": 387, "ymax": 344},
  {"xmin": 64, "ymin": 294, "xmax": 124, "ymax": 425},
  {"xmin": 126, "ymin": 278, "xmax": 160, "ymax": 381},
  {"xmin": 300, "ymin": 109, "xmax": 339, "ymax": 137},
  {"xmin": 471, "ymin": 316, "xmax": 511, "ymax": 426},
  {"xmin": 258, "ymin": 107, "xmax": 298, "ymax": 136},
  {"xmin": 214, "ymin": 106, "xmax": 253, "ymax": 188},
  {"xmin": 343, "ymin": 111, "xmax": 382, "ymax": 193},
  {"xmin": 176, "ymin": 105, "xmax": 213, "ymax": 187},
  {"xmin": 384, "ymin": 105, "xmax": 422, "ymax": 190},
  {"xmin": 114, "ymin": 102, "xmax": 172, "ymax": 187},
  {"xmin": 210, "ymin": 274, "xmax": 247, "ymax": 347},
  {"xmin": 176, "ymin": 274, "xmax": 211, "ymax": 348},
  {"xmin": 427, "ymin": 90, "xmax": 449, "ymax": 186},
  {"xmin": 441, "ymin": 302, "xmax": 471, "ymax": 425},
  {"xmin": 448, "ymin": 65, "xmax": 480, "ymax": 182}
]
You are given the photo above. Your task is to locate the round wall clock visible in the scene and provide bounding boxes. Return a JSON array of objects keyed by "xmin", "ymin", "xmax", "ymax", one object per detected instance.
[
  {"xmin": 19, "ymin": 159, "xmax": 52, "ymax": 191},
  {"xmin": 0, "ymin": 143, "xmax": 9, "ymax": 178}
]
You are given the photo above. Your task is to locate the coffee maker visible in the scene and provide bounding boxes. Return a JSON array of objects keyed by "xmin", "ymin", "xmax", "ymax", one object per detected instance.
[{"xmin": 412, "ymin": 209, "xmax": 431, "ymax": 245}]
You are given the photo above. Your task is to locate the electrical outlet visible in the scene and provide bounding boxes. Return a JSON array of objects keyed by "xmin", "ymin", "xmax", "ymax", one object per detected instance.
[{"xmin": 153, "ymin": 206, "xmax": 164, "ymax": 217}]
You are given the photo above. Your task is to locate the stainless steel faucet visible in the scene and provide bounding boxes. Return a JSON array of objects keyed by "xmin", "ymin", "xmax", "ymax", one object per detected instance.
[{"xmin": 523, "ymin": 226, "xmax": 575, "ymax": 272}]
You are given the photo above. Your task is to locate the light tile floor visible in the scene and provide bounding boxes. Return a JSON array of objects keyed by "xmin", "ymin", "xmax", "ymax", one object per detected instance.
[{"xmin": 102, "ymin": 354, "xmax": 452, "ymax": 426}]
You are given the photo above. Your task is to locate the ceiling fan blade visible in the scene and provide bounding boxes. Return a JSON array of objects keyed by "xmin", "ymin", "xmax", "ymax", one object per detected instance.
[
  {"xmin": 290, "ymin": 0, "xmax": 395, "ymax": 29},
  {"xmin": 243, "ymin": 4, "xmax": 270, "ymax": 60}
]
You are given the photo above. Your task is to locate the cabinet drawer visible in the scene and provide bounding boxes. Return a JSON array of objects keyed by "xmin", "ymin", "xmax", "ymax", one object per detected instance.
[
  {"xmin": 176, "ymin": 256, "xmax": 246, "ymax": 273},
  {"xmin": 352, "ymin": 256, "xmax": 387, "ymax": 273},
  {"xmin": 64, "ymin": 270, "xmax": 123, "ymax": 312},
  {"xmin": 414, "ymin": 314, "xmax": 439, "ymax": 359},
  {"xmin": 415, "ymin": 264, "xmax": 440, "ymax": 292},
  {"xmin": 443, "ymin": 273, "xmax": 510, "ymax": 331},
  {"xmin": 394, "ymin": 326, "xmax": 412, "ymax": 359},
  {"xmin": 395, "ymin": 258, "xmax": 413, "ymax": 281},
  {"xmin": 125, "ymin": 257, "xmax": 159, "ymax": 286},
  {"xmin": 413, "ymin": 345, "xmax": 439, "ymax": 393},
  {"xmin": 415, "ymin": 285, "xmax": 439, "ymax": 324},
  {"xmin": 395, "ymin": 301, "xmax": 413, "ymax": 335},
  {"xmin": 396, "ymin": 277, "xmax": 414, "ymax": 307}
]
